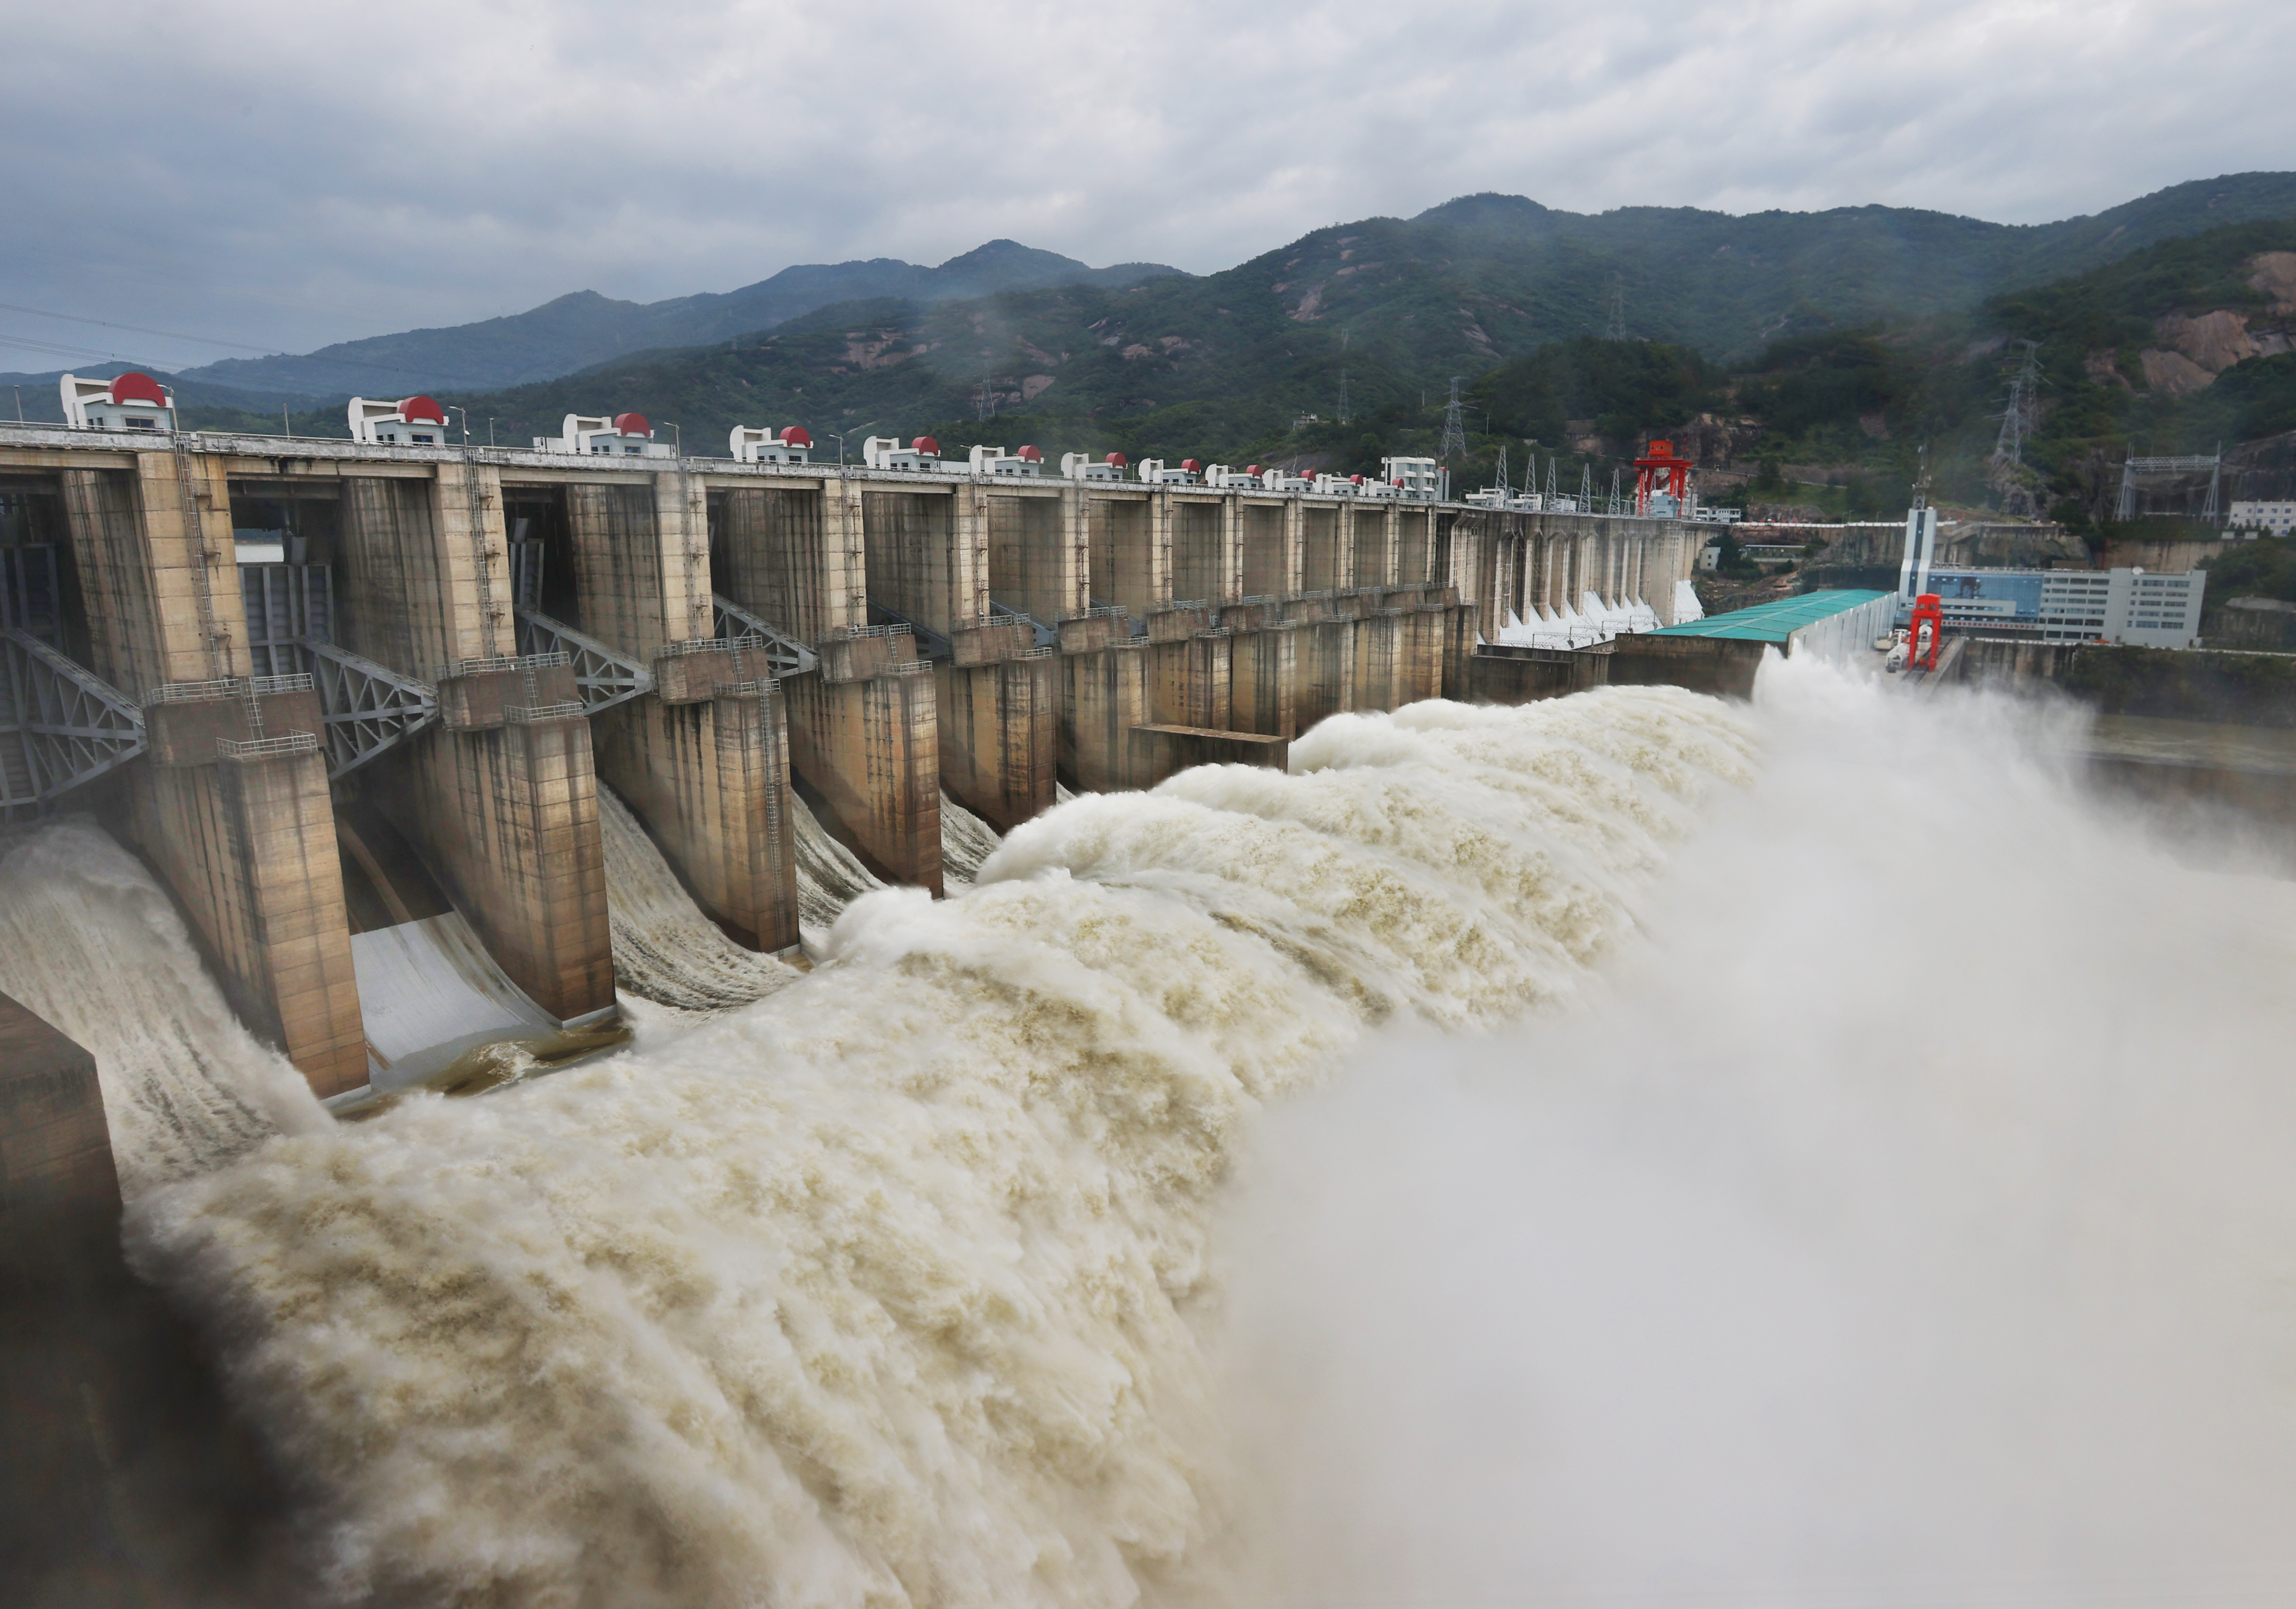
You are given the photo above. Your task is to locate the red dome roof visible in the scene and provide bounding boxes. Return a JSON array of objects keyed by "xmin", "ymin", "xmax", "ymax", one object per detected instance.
[
  {"xmin": 612, "ymin": 412, "xmax": 651, "ymax": 438},
  {"xmin": 912, "ymin": 436, "xmax": 939, "ymax": 455},
  {"xmin": 1246, "ymin": 464, "xmax": 1262, "ymax": 477},
  {"xmin": 110, "ymin": 371, "xmax": 167, "ymax": 407},
  {"xmin": 1017, "ymin": 444, "xmax": 1043, "ymax": 462},
  {"xmin": 1105, "ymin": 452, "xmax": 1126, "ymax": 468},
  {"xmin": 400, "ymin": 394, "xmax": 447, "ymax": 425},
  {"xmin": 1181, "ymin": 458, "xmax": 1201, "ymax": 473},
  {"xmin": 1350, "ymin": 474, "xmax": 1365, "ymax": 484},
  {"xmin": 780, "ymin": 426, "xmax": 813, "ymax": 448}
]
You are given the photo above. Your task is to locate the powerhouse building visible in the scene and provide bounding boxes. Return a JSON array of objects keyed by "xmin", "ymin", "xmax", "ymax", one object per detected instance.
[{"xmin": 1910, "ymin": 567, "xmax": 2206, "ymax": 649}]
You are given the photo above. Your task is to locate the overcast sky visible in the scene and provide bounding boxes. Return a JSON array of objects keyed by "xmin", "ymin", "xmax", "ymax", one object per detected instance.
[{"xmin": 4, "ymin": 0, "xmax": 2291, "ymax": 373}]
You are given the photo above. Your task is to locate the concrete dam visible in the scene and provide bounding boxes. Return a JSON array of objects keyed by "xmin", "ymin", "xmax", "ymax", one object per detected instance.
[{"xmin": 0, "ymin": 416, "xmax": 1702, "ymax": 1102}]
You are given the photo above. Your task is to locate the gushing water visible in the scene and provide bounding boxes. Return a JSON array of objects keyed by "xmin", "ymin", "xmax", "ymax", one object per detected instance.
[
  {"xmin": 793, "ymin": 788, "xmax": 887, "ymax": 937},
  {"xmin": 599, "ymin": 782, "xmax": 799, "ymax": 1021},
  {"xmin": 1211, "ymin": 658, "xmax": 2296, "ymax": 1609},
  {"xmin": 122, "ymin": 687, "xmax": 1750, "ymax": 1607},
  {"xmin": 0, "ymin": 818, "xmax": 326, "ymax": 1195},
  {"xmin": 12, "ymin": 667, "xmax": 2292, "ymax": 1608}
]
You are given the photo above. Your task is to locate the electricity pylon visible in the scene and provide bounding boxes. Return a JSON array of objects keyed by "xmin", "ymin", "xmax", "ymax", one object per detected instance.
[{"xmin": 1438, "ymin": 376, "xmax": 1467, "ymax": 460}]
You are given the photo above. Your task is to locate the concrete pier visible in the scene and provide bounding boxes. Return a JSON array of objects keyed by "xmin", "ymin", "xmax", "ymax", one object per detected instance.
[
  {"xmin": 0, "ymin": 995, "xmax": 290, "ymax": 1602},
  {"xmin": 47, "ymin": 445, "xmax": 369, "ymax": 1097}
]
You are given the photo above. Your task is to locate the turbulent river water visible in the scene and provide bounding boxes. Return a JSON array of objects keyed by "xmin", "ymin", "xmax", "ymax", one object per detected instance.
[{"xmin": 1, "ymin": 662, "xmax": 2291, "ymax": 1609}]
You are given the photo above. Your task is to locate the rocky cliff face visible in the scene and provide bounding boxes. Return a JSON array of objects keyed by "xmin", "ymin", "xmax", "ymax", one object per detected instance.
[{"xmin": 2131, "ymin": 253, "xmax": 2296, "ymax": 395}]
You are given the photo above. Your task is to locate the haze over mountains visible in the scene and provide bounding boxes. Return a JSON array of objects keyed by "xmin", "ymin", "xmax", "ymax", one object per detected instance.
[
  {"xmin": 9, "ymin": 173, "xmax": 2296, "ymax": 427},
  {"xmin": 170, "ymin": 240, "xmax": 1185, "ymax": 397}
]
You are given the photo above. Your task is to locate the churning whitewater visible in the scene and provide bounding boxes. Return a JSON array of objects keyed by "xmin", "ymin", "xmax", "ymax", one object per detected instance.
[
  {"xmin": 96, "ymin": 687, "xmax": 1756, "ymax": 1608},
  {"xmin": 0, "ymin": 820, "xmax": 327, "ymax": 1196}
]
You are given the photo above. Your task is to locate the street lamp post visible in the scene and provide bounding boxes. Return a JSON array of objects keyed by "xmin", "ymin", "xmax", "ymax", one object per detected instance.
[{"xmin": 825, "ymin": 423, "xmax": 877, "ymax": 468}]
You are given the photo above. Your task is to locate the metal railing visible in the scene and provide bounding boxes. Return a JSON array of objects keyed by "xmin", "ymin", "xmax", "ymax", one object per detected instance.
[
  {"xmin": 435, "ymin": 650, "xmax": 569, "ymax": 682},
  {"xmin": 216, "ymin": 731, "xmax": 319, "ymax": 760},
  {"xmin": 143, "ymin": 671, "xmax": 312, "ymax": 705},
  {"xmin": 504, "ymin": 702, "xmax": 586, "ymax": 724}
]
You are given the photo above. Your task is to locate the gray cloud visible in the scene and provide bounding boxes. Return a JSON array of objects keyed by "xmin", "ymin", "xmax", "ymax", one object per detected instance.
[{"xmin": 3, "ymin": 0, "xmax": 2290, "ymax": 372}]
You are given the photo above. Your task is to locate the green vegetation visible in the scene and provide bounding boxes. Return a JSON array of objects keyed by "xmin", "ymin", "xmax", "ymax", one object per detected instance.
[
  {"xmin": 2062, "ymin": 645, "xmax": 2296, "ymax": 727},
  {"xmin": 2200, "ymin": 535, "xmax": 2296, "ymax": 604},
  {"xmin": 1467, "ymin": 338, "xmax": 1727, "ymax": 446}
]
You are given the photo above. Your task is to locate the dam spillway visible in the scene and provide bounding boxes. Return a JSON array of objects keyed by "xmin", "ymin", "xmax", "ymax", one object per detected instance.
[{"xmin": 0, "ymin": 421, "xmax": 1703, "ymax": 1098}]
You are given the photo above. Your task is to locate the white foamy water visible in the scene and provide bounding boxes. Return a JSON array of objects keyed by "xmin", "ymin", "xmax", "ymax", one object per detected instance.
[
  {"xmin": 793, "ymin": 788, "xmax": 886, "ymax": 939},
  {"xmin": 1210, "ymin": 656, "xmax": 2296, "ymax": 1609},
  {"xmin": 125, "ymin": 687, "xmax": 1752, "ymax": 1607},
  {"xmin": 20, "ymin": 664, "xmax": 2291, "ymax": 1609},
  {"xmin": 0, "ymin": 817, "xmax": 326, "ymax": 1196},
  {"xmin": 938, "ymin": 791, "xmax": 1002, "ymax": 890},
  {"xmin": 599, "ymin": 782, "xmax": 799, "ymax": 1022}
]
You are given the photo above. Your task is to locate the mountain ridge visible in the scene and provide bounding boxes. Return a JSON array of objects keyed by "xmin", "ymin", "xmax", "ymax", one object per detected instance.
[
  {"xmin": 171, "ymin": 239, "xmax": 1186, "ymax": 398},
  {"xmin": 395, "ymin": 173, "xmax": 2296, "ymax": 463}
]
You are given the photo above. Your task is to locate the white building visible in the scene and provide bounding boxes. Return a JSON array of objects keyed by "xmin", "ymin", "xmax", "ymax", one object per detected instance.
[
  {"xmin": 2228, "ymin": 499, "xmax": 2296, "ymax": 537},
  {"xmin": 537, "ymin": 412, "xmax": 674, "ymax": 457},
  {"xmin": 732, "ymin": 425, "xmax": 814, "ymax": 464},
  {"xmin": 59, "ymin": 371, "xmax": 175, "ymax": 432},
  {"xmin": 1312, "ymin": 473, "xmax": 1368, "ymax": 496},
  {"xmin": 2022, "ymin": 568, "xmax": 2207, "ymax": 647},
  {"xmin": 861, "ymin": 434, "xmax": 941, "ymax": 471},
  {"xmin": 1259, "ymin": 467, "xmax": 1314, "ymax": 492},
  {"xmin": 1200, "ymin": 463, "xmax": 1261, "ymax": 489},
  {"xmin": 348, "ymin": 395, "xmax": 451, "ymax": 446},
  {"xmin": 969, "ymin": 444, "xmax": 1045, "ymax": 476},
  {"xmin": 2105, "ymin": 568, "xmax": 2204, "ymax": 648},
  {"xmin": 1382, "ymin": 455, "xmax": 1442, "ymax": 501},
  {"xmin": 1062, "ymin": 451, "xmax": 1127, "ymax": 482},
  {"xmin": 1134, "ymin": 459, "xmax": 1198, "ymax": 485}
]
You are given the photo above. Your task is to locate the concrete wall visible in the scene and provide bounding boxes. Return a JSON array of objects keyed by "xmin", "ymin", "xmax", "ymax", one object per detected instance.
[
  {"xmin": 592, "ymin": 686, "xmax": 798, "ymax": 952},
  {"xmin": 783, "ymin": 650, "xmax": 943, "ymax": 893},
  {"xmin": 1468, "ymin": 644, "xmax": 1610, "ymax": 703},
  {"xmin": 1607, "ymin": 634, "xmax": 1769, "ymax": 699},
  {"xmin": 1, "ymin": 993, "xmax": 122, "ymax": 1305},
  {"xmin": 1, "ymin": 995, "xmax": 291, "ymax": 1603},
  {"xmin": 938, "ymin": 649, "xmax": 1057, "ymax": 834}
]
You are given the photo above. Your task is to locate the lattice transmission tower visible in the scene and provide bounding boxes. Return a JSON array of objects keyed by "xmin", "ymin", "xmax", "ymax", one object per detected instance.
[
  {"xmin": 1604, "ymin": 271, "xmax": 1626, "ymax": 342},
  {"xmin": 1438, "ymin": 375, "xmax": 1468, "ymax": 459},
  {"xmin": 1991, "ymin": 340, "xmax": 2042, "ymax": 467}
]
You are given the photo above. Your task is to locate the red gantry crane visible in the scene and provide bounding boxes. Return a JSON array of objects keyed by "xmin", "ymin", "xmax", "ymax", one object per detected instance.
[{"xmin": 1632, "ymin": 438, "xmax": 1694, "ymax": 516}]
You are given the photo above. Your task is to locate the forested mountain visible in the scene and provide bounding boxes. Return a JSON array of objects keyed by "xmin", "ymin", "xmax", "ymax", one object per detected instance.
[
  {"xmin": 1713, "ymin": 219, "xmax": 2296, "ymax": 519},
  {"xmin": 170, "ymin": 241, "xmax": 1184, "ymax": 397},
  {"xmin": 142, "ymin": 171, "xmax": 2296, "ymax": 411}
]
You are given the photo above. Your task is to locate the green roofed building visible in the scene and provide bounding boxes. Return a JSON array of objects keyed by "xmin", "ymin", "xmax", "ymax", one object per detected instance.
[{"xmin": 1649, "ymin": 590, "xmax": 1895, "ymax": 661}]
